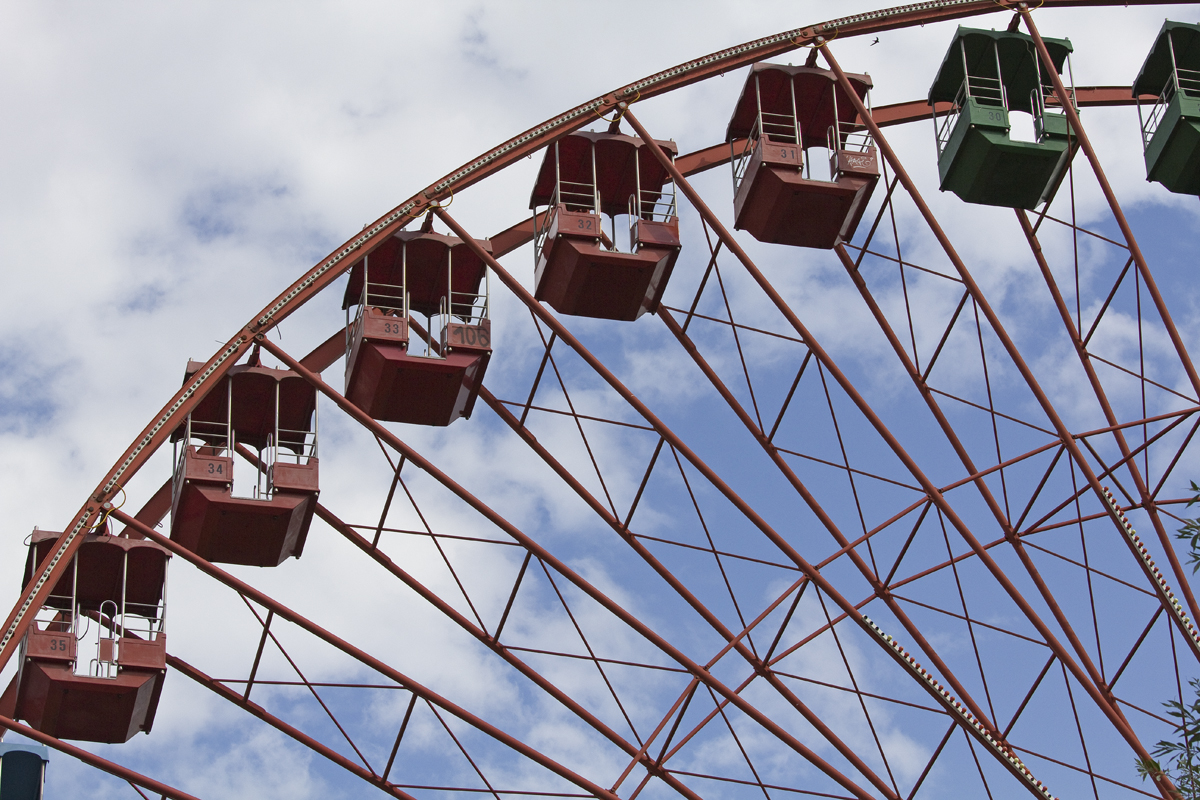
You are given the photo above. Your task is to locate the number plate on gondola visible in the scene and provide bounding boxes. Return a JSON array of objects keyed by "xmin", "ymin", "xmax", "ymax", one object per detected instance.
[{"xmin": 443, "ymin": 320, "xmax": 492, "ymax": 352}]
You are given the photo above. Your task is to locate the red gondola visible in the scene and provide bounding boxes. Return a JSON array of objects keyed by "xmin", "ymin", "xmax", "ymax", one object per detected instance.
[
  {"xmin": 529, "ymin": 129, "xmax": 682, "ymax": 321},
  {"xmin": 13, "ymin": 529, "xmax": 170, "ymax": 743},
  {"xmin": 170, "ymin": 358, "xmax": 319, "ymax": 567},
  {"xmin": 728, "ymin": 63, "xmax": 879, "ymax": 249},
  {"xmin": 342, "ymin": 225, "xmax": 493, "ymax": 426}
]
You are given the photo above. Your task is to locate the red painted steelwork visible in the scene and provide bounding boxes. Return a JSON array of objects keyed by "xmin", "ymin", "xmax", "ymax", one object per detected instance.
[
  {"xmin": 0, "ymin": 714, "xmax": 199, "ymax": 800},
  {"xmin": 816, "ymin": 41, "xmax": 1176, "ymax": 799},
  {"xmin": 623, "ymin": 102, "xmax": 1168, "ymax": 798},
  {"xmin": 112, "ymin": 507, "xmax": 661, "ymax": 800},
  {"xmin": 167, "ymin": 654, "xmax": 424, "ymax": 800},
  {"xmin": 257, "ymin": 333, "xmax": 883, "ymax": 800},
  {"xmin": 2, "ymin": 0, "xmax": 1177, "ymax": 677},
  {"xmin": 1021, "ymin": 7, "xmax": 1200, "ymax": 631}
]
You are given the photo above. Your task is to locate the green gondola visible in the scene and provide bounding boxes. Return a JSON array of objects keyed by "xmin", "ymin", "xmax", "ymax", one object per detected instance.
[
  {"xmin": 1134, "ymin": 21, "xmax": 1200, "ymax": 195},
  {"xmin": 929, "ymin": 27, "xmax": 1076, "ymax": 209}
]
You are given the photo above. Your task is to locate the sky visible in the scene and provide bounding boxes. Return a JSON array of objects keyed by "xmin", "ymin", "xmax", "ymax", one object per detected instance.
[{"xmin": 4, "ymin": 2, "xmax": 1200, "ymax": 799}]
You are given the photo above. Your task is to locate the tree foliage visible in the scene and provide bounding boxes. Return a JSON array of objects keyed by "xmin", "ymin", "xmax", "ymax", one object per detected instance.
[{"xmin": 1137, "ymin": 678, "xmax": 1200, "ymax": 799}]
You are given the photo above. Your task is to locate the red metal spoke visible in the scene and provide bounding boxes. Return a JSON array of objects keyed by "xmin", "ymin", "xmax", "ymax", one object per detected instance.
[
  {"xmin": 503, "ymin": 645, "xmax": 687, "ymax": 674},
  {"xmin": 935, "ymin": 505, "xmax": 1001, "ymax": 723},
  {"xmin": 215, "ymin": 679, "xmax": 406, "ymax": 690},
  {"xmin": 169, "ymin": 655, "xmax": 420, "ymax": 800},
  {"xmin": 814, "ymin": 360, "xmax": 883, "ymax": 578},
  {"xmin": 536, "ymin": 559, "xmax": 648, "ymax": 746},
  {"xmin": 814, "ymin": 43, "xmax": 1186, "ymax": 787},
  {"xmin": 314, "ymin": 505, "xmax": 704, "ymax": 799},
  {"xmin": 1009, "ymin": 744, "xmax": 1160, "ymax": 799},
  {"xmin": 763, "ymin": 581, "xmax": 810, "ymax": 664},
  {"xmin": 1107, "ymin": 607, "xmax": 1165, "ymax": 692},
  {"xmin": 813, "ymin": 589, "xmax": 901, "ymax": 795},
  {"xmin": 1088, "ymin": 352, "xmax": 1197, "ymax": 405},
  {"xmin": 628, "ymin": 531, "xmax": 803, "ymax": 571},
  {"xmin": 0, "ymin": 715, "xmax": 199, "ymax": 800},
  {"xmin": 1068, "ymin": 457, "xmax": 1106, "ymax": 680},
  {"xmin": 881, "ymin": 502, "xmax": 934, "ymax": 588},
  {"xmin": 1021, "ymin": 537, "xmax": 1158, "ymax": 597},
  {"xmin": 1080, "ymin": 256, "xmax": 1136, "ymax": 348},
  {"xmin": 962, "ymin": 725, "xmax": 997, "ymax": 800},
  {"xmin": 767, "ymin": 351, "xmax": 815, "ymax": 443},
  {"xmin": 1150, "ymin": 413, "xmax": 1200, "ymax": 498},
  {"xmin": 352, "ymin": 523, "xmax": 521, "ymax": 549},
  {"xmin": 659, "ymin": 300, "xmax": 1004, "ymax": 737},
  {"xmin": 709, "ymin": 257, "xmax": 767, "ymax": 431},
  {"xmin": 609, "ymin": 680, "xmax": 700, "ymax": 794},
  {"xmin": 659, "ymin": 305, "xmax": 807, "ymax": 346},
  {"xmin": 925, "ymin": 386, "xmax": 1056, "ymax": 436},
  {"xmin": 262, "ymin": 338, "xmax": 891, "ymax": 800},
  {"xmin": 1002, "ymin": 655, "xmax": 1057, "ymax": 740},
  {"xmin": 118, "ymin": 508, "xmax": 628, "ymax": 800},
  {"xmin": 1025, "ymin": 0, "xmax": 1200, "ymax": 631},
  {"xmin": 886, "ymin": 535, "xmax": 1007, "ymax": 594},
  {"xmin": 880, "ymin": 159, "xmax": 923, "ymax": 370},
  {"xmin": 493, "ymin": 552, "xmax": 532, "ymax": 643},
  {"xmin": 970, "ymin": 299, "xmax": 1014, "ymax": 523},
  {"xmin": 524, "ymin": 313, "xmax": 622, "ymax": 521},
  {"xmin": 842, "ymin": 243, "xmax": 964, "ymax": 283},
  {"xmin": 904, "ymin": 723, "xmax": 956, "ymax": 800},
  {"xmin": 1011, "ymin": 446, "xmax": 1066, "ymax": 534},
  {"xmin": 496, "ymin": 400, "xmax": 656, "ymax": 432},
  {"xmin": 851, "ymin": 174, "xmax": 902, "ymax": 270},
  {"xmin": 243, "ymin": 607, "xmax": 274, "ymax": 701},
  {"xmin": 372, "ymin": 457, "xmax": 407, "ymax": 548},
  {"xmin": 1058, "ymin": 662, "xmax": 1102, "ymax": 800},
  {"xmin": 777, "ymin": 435, "xmax": 923, "ymax": 491},
  {"xmin": 772, "ymin": 669, "xmax": 943, "ymax": 715},
  {"xmin": 630, "ymin": 108, "xmax": 1086, "ymax": 767},
  {"xmin": 892, "ymin": 593, "xmax": 1047, "ymax": 647},
  {"xmin": 1035, "ymin": 211, "xmax": 1131, "ymax": 251},
  {"xmin": 702, "ymin": 683, "xmax": 776, "ymax": 800},
  {"xmin": 236, "ymin": 594, "xmax": 377, "ymax": 775},
  {"xmin": 1019, "ymin": 204, "xmax": 1200, "ymax": 658},
  {"xmin": 668, "ymin": 445, "xmax": 759, "ymax": 654},
  {"xmin": 425, "ymin": 700, "xmax": 504, "ymax": 800},
  {"xmin": 517, "ymin": 316, "xmax": 556, "ymax": 427}
]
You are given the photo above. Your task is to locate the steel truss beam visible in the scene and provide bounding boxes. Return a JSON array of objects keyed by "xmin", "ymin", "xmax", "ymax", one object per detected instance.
[
  {"xmin": 2, "ymin": 0, "xmax": 1185, "ymax": 679},
  {"xmin": 4, "ymin": 4, "xmax": 1197, "ymax": 798},
  {"xmin": 255, "ymin": 334, "xmax": 884, "ymax": 800},
  {"xmin": 619, "ymin": 101, "xmax": 1168, "ymax": 798},
  {"xmin": 0, "ymin": 714, "xmax": 199, "ymax": 800},
  {"xmin": 112, "ymin": 507, "xmax": 626, "ymax": 800},
  {"xmin": 435, "ymin": 207, "xmax": 1059, "ymax": 798}
]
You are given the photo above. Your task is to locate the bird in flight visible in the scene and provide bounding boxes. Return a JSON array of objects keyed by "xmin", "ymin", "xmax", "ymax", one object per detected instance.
[{"xmin": 871, "ymin": 37, "xmax": 880, "ymax": 45}]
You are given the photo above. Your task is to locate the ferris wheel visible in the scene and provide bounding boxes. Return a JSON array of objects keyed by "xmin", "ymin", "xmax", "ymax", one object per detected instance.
[{"xmin": 3, "ymin": 2, "xmax": 1200, "ymax": 799}]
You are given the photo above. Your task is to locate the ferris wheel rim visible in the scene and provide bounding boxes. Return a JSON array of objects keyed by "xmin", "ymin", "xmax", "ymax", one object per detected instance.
[{"xmin": 2, "ymin": 3, "xmax": 1194, "ymax": 799}]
